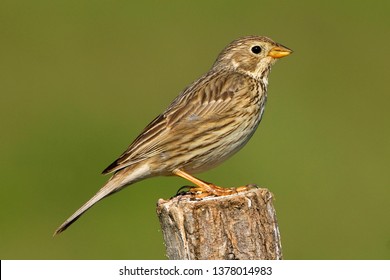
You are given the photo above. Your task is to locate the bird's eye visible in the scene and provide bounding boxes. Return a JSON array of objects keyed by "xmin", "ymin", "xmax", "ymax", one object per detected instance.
[{"xmin": 251, "ymin": 46, "xmax": 262, "ymax": 54}]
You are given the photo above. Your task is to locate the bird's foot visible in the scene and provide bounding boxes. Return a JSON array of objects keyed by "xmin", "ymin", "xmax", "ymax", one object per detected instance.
[
  {"xmin": 173, "ymin": 168, "xmax": 257, "ymax": 198},
  {"xmin": 176, "ymin": 183, "xmax": 258, "ymax": 199}
]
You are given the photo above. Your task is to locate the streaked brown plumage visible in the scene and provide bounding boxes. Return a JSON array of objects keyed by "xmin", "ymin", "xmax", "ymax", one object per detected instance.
[{"xmin": 54, "ymin": 36, "xmax": 292, "ymax": 235}]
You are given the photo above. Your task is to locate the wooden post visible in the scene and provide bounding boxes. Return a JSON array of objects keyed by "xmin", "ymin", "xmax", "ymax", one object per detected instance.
[{"xmin": 156, "ymin": 188, "xmax": 282, "ymax": 260}]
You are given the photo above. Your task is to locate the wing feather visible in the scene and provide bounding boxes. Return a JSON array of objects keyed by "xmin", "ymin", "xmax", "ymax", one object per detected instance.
[{"xmin": 102, "ymin": 70, "xmax": 253, "ymax": 174}]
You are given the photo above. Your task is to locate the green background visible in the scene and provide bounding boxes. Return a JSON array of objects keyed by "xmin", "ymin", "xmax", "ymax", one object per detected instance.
[{"xmin": 1, "ymin": 0, "xmax": 389, "ymax": 259}]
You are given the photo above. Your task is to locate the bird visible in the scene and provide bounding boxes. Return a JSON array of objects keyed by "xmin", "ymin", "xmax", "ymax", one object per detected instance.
[{"xmin": 54, "ymin": 35, "xmax": 292, "ymax": 236}]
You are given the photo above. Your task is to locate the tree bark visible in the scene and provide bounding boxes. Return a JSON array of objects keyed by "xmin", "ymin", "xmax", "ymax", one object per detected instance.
[{"xmin": 156, "ymin": 188, "xmax": 282, "ymax": 260}]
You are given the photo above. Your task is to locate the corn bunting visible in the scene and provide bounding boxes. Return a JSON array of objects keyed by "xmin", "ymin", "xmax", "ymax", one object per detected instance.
[{"xmin": 54, "ymin": 36, "xmax": 292, "ymax": 235}]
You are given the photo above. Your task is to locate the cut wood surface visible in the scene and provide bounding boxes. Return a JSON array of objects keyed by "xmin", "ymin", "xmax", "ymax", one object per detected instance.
[{"xmin": 156, "ymin": 188, "xmax": 282, "ymax": 260}]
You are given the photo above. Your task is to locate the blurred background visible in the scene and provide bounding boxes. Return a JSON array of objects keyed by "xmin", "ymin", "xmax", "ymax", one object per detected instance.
[{"xmin": 1, "ymin": 0, "xmax": 389, "ymax": 260}]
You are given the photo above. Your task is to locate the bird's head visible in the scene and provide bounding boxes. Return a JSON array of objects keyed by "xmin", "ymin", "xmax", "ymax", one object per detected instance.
[{"xmin": 213, "ymin": 36, "xmax": 292, "ymax": 79}]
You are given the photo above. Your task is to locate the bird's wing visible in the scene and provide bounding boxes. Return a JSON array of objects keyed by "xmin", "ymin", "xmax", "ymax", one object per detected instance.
[{"xmin": 102, "ymin": 71, "xmax": 254, "ymax": 174}]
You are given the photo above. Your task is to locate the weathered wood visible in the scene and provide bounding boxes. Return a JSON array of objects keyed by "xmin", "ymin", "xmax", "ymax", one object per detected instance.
[{"xmin": 156, "ymin": 188, "xmax": 282, "ymax": 260}]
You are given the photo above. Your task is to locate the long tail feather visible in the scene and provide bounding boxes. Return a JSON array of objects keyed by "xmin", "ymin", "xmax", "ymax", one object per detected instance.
[
  {"xmin": 53, "ymin": 180, "xmax": 120, "ymax": 236},
  {"xmin": 53, "ymin": 164, "xmax": 150, "ymax": 236}
]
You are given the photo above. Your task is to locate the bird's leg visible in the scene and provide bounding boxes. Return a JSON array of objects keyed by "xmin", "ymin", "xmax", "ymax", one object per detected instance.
[{"xmin": 173, "ymin": 168, "xmax": 255, "ymax": 197}]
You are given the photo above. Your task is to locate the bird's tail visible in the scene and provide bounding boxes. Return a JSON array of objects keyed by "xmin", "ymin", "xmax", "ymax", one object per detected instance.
[{"xmin": 53, "ymin": 164, "xmax": 150, "ymax": 236}]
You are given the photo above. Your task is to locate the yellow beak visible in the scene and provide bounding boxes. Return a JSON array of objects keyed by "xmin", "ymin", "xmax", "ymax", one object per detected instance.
[{"xmin": 268, "ymin": 46, "xmax": 293, "ymax": 58}]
